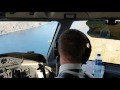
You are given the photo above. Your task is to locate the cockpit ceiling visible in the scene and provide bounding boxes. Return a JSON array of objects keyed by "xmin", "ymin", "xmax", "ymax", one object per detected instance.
[{"xmin": 2, "ymin": 12, "xmax": 120, "ymax": 19}]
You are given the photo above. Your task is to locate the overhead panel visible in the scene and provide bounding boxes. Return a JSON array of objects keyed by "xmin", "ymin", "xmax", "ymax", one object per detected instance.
[
  {"xmin": 88, "ymin": 12, "xmax": 120, "ymax": 19},
  {"xmin": 48, "ymin": 12, "xmax": 65, "ymax": 19},
  {"xmin": 5, "ymin": 12, "xmax": 35, "ymax": 18},
  {"xmin": 47, "ymin": 12, "xmax": 89, "ymax": 19},
  {"xmin": 4, "ymin": 12, "xmax": 120, "ymax": 19},
  {"xmin": 76, "ymin": 12, "xmax": 89, "ymax": 19},
  {"xmin": 34, "ymin": 12, "xmax": 48, "ymax": 18}
]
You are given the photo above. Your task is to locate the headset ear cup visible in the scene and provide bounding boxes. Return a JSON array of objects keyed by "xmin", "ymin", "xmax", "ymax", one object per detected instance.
[
  {"xmin": 82, "ymin": 39, "xmax": 92, "ymax": 64},
  {"xmin": 82, "ymin": 48, "xmax": 91, "ymax": 64},
  {"xmin": 82, "ymin": 48, "xmax": 90, "ymax": 64},
  {"xmin": 82, "ymin": 49, "xmax": 87, "ymax": 64}
]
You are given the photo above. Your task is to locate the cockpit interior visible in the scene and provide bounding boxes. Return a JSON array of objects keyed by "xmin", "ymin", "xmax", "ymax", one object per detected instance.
[{"xmin": 0, "ymin": 12, "xmax": 120, "ymax": 78}]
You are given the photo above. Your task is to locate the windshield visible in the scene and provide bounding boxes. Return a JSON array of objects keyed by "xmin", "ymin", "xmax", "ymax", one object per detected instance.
[
  {"xmin": 70, "ymin": 21, "xmax": 120, "ymax": 64},
  {"xmin": 0, "ymin": 21, "xmax": 58, "ymax": 56}
]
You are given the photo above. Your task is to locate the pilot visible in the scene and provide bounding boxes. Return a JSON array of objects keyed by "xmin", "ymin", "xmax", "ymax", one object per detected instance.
[{"xmin": 56, "ymin": 29, "xmax": 92, "ymax": 78}]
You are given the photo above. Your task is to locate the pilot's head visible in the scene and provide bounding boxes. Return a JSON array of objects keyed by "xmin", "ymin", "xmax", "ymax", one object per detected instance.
[{"xmin": 58, "ymin": 29, "xmax": 91, "ymax": 65}]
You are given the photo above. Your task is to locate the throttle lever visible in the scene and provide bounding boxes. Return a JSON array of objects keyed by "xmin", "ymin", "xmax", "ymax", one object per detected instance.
[{"xmin": 37, "ymin": 64, "xmax": 46, "ymax": 78}]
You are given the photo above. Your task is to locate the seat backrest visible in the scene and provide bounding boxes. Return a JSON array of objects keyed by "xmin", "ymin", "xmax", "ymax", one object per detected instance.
[{"xmin": 59, "ymin": 73, "xmax": 79, "ymax": 78}]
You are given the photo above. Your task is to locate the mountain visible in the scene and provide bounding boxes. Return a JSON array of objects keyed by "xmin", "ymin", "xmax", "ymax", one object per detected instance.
[{"xmin": 0, "ymin": 22, "xmax": 47, "ymax": 35}]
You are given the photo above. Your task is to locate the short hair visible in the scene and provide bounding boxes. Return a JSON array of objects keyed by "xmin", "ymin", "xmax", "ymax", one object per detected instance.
[{"xmin": 58, "ymin": 29, "xmax": 89, "ymax": 63}]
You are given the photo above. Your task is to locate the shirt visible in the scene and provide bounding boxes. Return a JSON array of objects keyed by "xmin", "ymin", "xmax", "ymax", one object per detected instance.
[{"xmin": 57, "ymin": 64, "xmax": 85, "ymax": 78}]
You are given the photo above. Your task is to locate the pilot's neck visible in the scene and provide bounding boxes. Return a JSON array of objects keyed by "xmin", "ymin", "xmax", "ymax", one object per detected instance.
[{"xmin": 60, "ymin": 56, "xmax": 81, "ymax": 65}]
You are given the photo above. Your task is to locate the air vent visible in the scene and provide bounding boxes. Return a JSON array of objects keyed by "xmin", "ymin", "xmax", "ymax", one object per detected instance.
[
  {"xmin": 10, "ymin": 12, "xmax": 16, "ymax": 14},
  {"xmin": 64, "ymin": 13, "xmax": 76, "ymax": 19},
  {"xmin": 29, "ymin": 12, "xmax": 34, "ymax": 15}
]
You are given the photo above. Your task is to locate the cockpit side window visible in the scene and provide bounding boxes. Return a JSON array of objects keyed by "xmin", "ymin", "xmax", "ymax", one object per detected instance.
[{"xmin": 70, "ymin": 21, "xmax": 120, "ymax": 64}]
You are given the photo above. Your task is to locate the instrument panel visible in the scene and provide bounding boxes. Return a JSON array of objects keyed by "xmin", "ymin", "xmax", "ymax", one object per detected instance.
[
  {"xmin": 0, "ymin": 57, "xmax": 23, "ymax": 68},
  {"xmin": 0, "ymin": 66, "xmax": 38, "ymax": 78},
  {"xmin": 0, "ymin": 57, "xmax": 38, "ymax": 78}
]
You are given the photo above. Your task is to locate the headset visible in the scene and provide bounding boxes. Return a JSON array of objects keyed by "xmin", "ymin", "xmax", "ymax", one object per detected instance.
[
  {"xmin": 54, "ymin": 32, "xmax": 91, "ymax": 64},
  {"xmin": 82, "ymin": 37, "xmax": 91, "ymax": 64}
]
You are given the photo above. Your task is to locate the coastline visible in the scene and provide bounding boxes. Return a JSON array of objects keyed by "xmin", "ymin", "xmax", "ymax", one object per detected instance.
[{"xmin": 0, "ymin": 22, "xmax": 48, "ymax": 36}]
